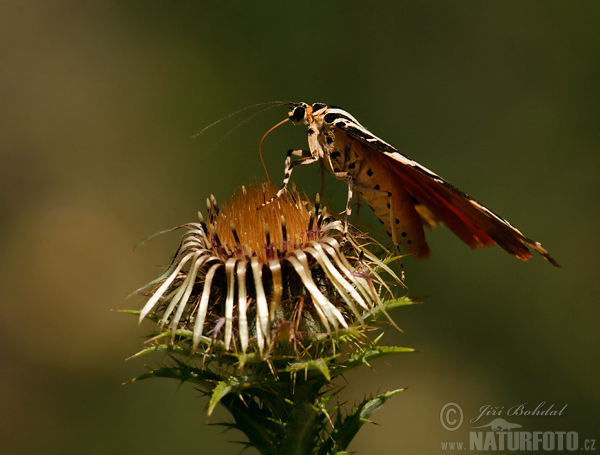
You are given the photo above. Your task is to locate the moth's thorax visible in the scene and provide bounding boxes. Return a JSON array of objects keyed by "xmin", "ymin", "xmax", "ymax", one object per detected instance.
[
  {"xmin": 315, "ymin": 121, "xmax": 363, "ymax": 177},
  {"xmin": 306, "ymin": 115, "xmax": 327, "ymax": 160}
]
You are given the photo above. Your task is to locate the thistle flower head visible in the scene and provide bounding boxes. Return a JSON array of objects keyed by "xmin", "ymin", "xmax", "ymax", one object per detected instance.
[
  {"xmin": 137, "ymin": 182, "xmax": 401, "ymax": 357},
  {"xmin": 128, "ymin": 181, "xmax": 413, "ymax": 454}
]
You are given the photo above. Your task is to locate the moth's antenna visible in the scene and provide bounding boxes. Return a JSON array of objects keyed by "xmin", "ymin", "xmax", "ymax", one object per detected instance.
[
  {"xmin": 259, "ymin": 117, "xmax": 290, "ymax": 182},
  {"xmin": 192, "ymin": 101, "xmax": 289, "ymax": 139},
  {"xmin": 193, "ymin": 101, "xmax": 291, "ymax": 166}
]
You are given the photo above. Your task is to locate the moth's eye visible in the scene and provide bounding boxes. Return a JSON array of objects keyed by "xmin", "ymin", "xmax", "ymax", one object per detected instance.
[{"xmin": 290, "ymin": 106, "xmax": 306, "ymax": 122}]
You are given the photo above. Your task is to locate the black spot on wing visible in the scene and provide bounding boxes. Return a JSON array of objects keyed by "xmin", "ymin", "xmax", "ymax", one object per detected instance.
[{"xmin": 312, "ymin": 103, "xmax": 327, "ymax": 111}]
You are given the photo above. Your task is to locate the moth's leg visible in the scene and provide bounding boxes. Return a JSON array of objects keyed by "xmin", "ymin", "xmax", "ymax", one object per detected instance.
[
  {"xmin": 262, "ymin": 149, "xmax": 317, "ymax": 207},
  {"xmin": 277, "ymin": 149, "xmax": 317, "ymax": 198},
  {"xmin": 289, "ymin": 149, "xmax": 311, "ymax": 158},
  {"xmin": 329, "ymin": 170, "xmax": 354, "ymax": 234},
  {"xmin": 344, "ymin": 175, "xmax": 354, "ymax": 233}
]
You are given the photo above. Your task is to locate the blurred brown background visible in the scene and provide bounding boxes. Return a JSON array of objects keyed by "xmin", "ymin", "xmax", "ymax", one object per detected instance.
[{"xmin": 1, "ymin": 2, "xmax": 598, "ymax": 454}]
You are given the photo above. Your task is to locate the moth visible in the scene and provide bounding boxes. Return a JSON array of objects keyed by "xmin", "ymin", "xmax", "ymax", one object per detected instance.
[{"xmin": 263, "ymin": 102, "xmax": 558, "ymax": 266}]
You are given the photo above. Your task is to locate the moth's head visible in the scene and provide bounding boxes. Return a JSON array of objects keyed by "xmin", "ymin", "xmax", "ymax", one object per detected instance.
[
  {"xmin": 288, "ymin": 102, "xmax": 328, "ymax": 125},
  {"xmin": 288, "ymin": 103, "xmax": 310, "ymax": 124}
]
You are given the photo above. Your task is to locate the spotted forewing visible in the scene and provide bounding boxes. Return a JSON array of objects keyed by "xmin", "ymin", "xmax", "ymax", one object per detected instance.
[{"xmin": 277, "ymin": 102, "xmax": 557, "ymax": 266}]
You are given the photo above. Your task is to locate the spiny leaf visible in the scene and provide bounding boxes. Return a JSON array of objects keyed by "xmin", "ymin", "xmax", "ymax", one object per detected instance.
[
  {"xmin": 382, "ymin": 297, "xmax": 417, "ymax": 309},
  {"xmin": 208, "ymin": 381, "xmax": 233, "ymax": 416},
  {"xmin": 358, "ymin": 389, "xmax": 405, "ymax": 421},
  {"xmin": 363, "ymin": 296, "xmax": 415, "ymax": 324},
  {"xmin": 322, "ymin": 389, "xmax": 405, "ymax": 454},
  {"xmin": 114, "ymin": 309, "xmax": 142, "ymax": 316},
  {"xmin": 126, "ymin": 342, "xmax": 208, "ymax": 361},
  {"xmin": 331, "ymin": 346, "xmax": 414, "ymax": 378},
  {"xmin": 286, "ymin": 357, "xmax": 333, "ymax": 381},
  {"xmin": 125, "ymin": 362, "xmax": 218, "ymax": 388},
  {"xmin": 310, "ymin": 326, "xmax": 363, "ymax": 345},
  {"xmin": 207, "ymin": 375, "xmax": 262, "ymax": 417}
]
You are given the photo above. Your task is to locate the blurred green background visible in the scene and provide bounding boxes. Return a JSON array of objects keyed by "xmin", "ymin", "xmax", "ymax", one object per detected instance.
[{"xmin": 1, "ymin": 2, "xmax": 598, "ymax": 454}]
